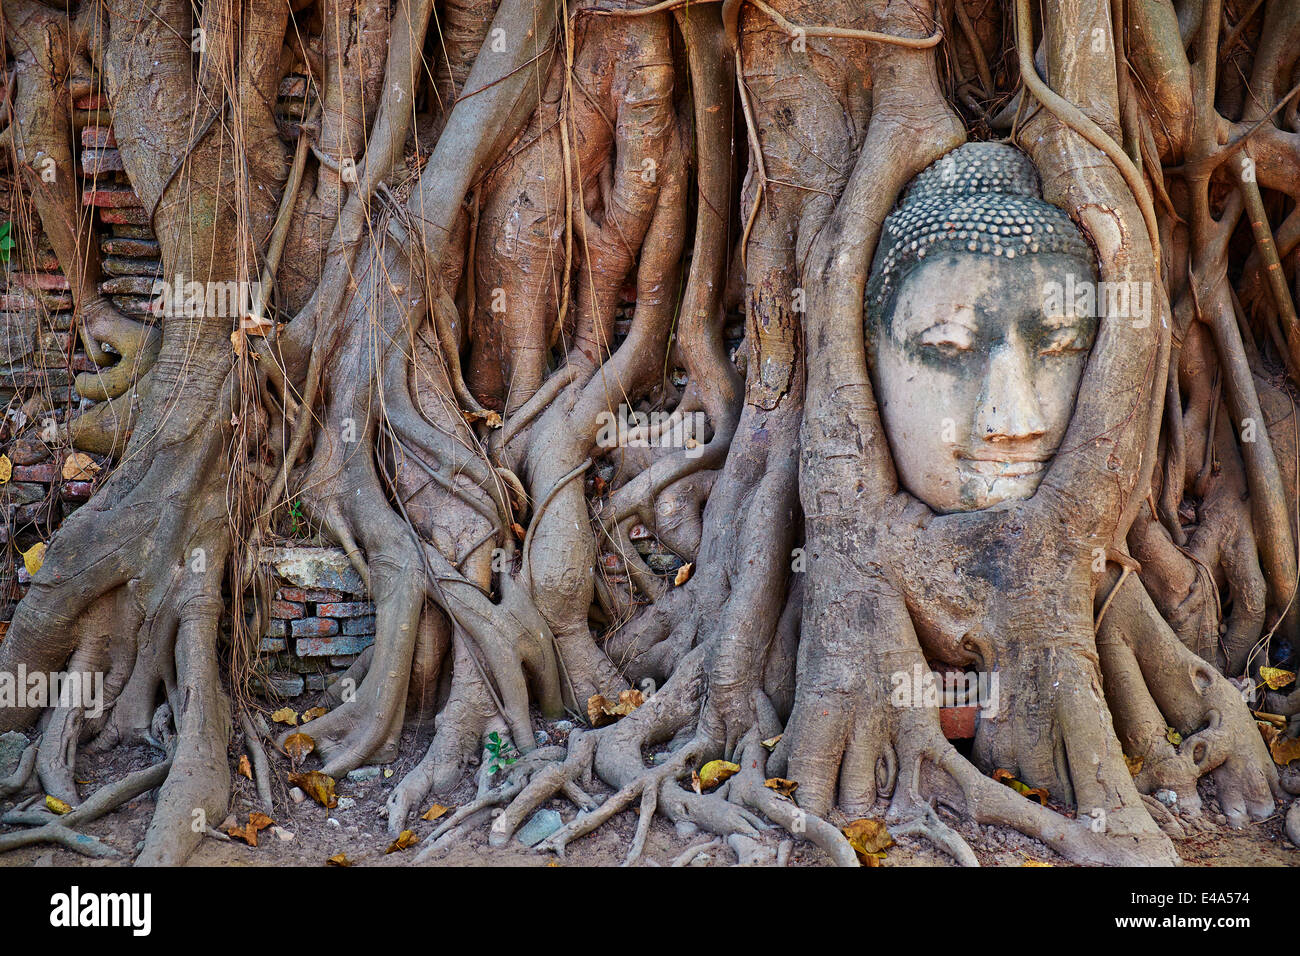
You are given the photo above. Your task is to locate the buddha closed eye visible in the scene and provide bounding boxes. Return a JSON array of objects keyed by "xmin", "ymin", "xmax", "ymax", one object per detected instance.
[{"xmin": 863, "ymin": 142, "xmax": 1100, "ymax": 514}]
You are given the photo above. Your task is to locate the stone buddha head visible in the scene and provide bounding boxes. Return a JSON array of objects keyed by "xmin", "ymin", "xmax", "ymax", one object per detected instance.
[{"xmin": 865, "ymin": 142, "xmax": 1099, "ymax": 513}]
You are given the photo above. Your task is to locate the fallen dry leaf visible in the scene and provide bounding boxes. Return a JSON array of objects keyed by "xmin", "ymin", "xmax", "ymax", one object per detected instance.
[
  {"xmin": 271, "ymin": 707, "xmax": 298, "ymax": 727},
  {"xmin": 284, "ymin": 732, "xmax": 315, "ymax": 765},
  {"xmin": 1270, "ymin": 735, "xmax": 1300, "ymax": 766},
  {"xmin": 992, "ymin": 768, "xmax": 1049, "ymax": 805},
  {"xmin": 22, "ymin": 542, "xmax": 46, "ymax": 576},
  {"xmin": 1022, "ymin": 858, "xmax": 1053, "ymax": 867},
  {"xmin": 61, "ymin": 452, "xmax": 100, "ymax": 481},
  {"xmin": 1165, "ymin": 727, "xmax": 1183, "ymax": 746},
  {"xmin": 764, "ymin": 777, "xmax": 798, "ymax": 799},
  {"xmin": 238, "ymin": 755, "xmax": 253, "ymax": 780},
  {"xmin": 326, "ymin": 853, "xmax": 352, "ymax": 867},
  {"xmin": 587, "ymin": 689, "xmax": 645, "ymax": 727},
  {"xmin": 301, "ymin": 707, "xmax": 327, "ymax": 723},
  {"xmin": 385, "ymin": 829, "xmax": 418, "ymax": 854},
  {"xmin": 761, "ymin": 735, "xmax": 782, "ymax": 750},
  {"xmin": 421, "ymin": 804, "xmax": 451, "ymax": 822},
  {"xmin": 288, "ymin": 770, "xmax": 337, "ymax": 808},
  {"xmin": 0, "ymin": 454, "xmax": 11, "ymax": 485},
  {"xmin": 240, "ymin": 313, "xmax": 273, "ymax": 336},
  {"xmin": 226, "ymin": 811, "xmax": 274, "ymax": 847},
  {"xmin": 1123, "ymin": 754, "xmax": 1143, "ymax": 777},
  {"xmin": 697, "ymin": 759, "xmax": 740, "ymax": 792},
  {"xmin": 673, "ymin": 562, "xmax": 694, "ymax": 587},
  {"xmin": 45, "ymin": 795, "xmax": 72, "ymax": 815},
  {"xmin": 842, "ymin": 818, "xmax": 894, "ymax": 865}
]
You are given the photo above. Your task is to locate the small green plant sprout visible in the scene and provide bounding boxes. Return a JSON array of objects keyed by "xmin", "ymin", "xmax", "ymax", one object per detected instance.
[
  {"xmin": 287, "ymin": 499, "xmax": 305, "ymax": 537},
  {"xmin": 484, "ymin": 731, "xmax": 518, "ymax": 774},
  {"xmin": 0, "ymin": 223, "xmax": 15, "ymax": 264}
]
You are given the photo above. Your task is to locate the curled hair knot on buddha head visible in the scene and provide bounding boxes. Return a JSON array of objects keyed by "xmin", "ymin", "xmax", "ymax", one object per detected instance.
[{"xmin": 866, "ymin": 142, "xmax": 1097, "ymax": 334}]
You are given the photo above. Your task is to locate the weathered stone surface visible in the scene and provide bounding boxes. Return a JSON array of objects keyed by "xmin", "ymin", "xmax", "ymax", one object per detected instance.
[
  {"xmin": 265, "ymin": 547, "xmax": 366, "ymax": 594},
  {"xmin": 516, "ymin": 809, "xmax": 563, "ymax": 847},
  {"xmin": 0, "ymin": 731, "xmax": 28, "ymax": 778},
  {"xmin": 255, "ymin": 673, "xmax": 304, "ymax": 696}
]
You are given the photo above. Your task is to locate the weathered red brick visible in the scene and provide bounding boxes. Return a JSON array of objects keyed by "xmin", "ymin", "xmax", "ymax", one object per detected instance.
[
  {"xmin": 939, "ymin": 705, "xmax": 979, "ymax": 740},
  {"xmin": 315, "ymin": 601, "xmax": 374, "ymax": 618},
  {"xmin": 73, "ymin": 92, "xmax": 109, "ymax": 110},
  {"xmin": 12, "ymin": 462, "xmax": 57, "ymax": 483},
  {"xmin": 98, "ymin": 207, "xmax": 150, "ymax": 225},
  {"xmin": 291, "ymin": 617, "xmax": 339, "ymax": 638},
  {"xmin": 269, "ymin": 599, "xmax": 305, "ymax": 619},
  {"xmin": 82, "ymin": 187, "xmax": 141, "ymax": 208},
  {"xmin": 15, "ymin": 273, "xmax": 70, "ymax": 292},
  {"xmin": 81, "ymin": 126, "xmax": 117, "ymax": 148},
  {"xmin": 81, "ymin": 148, "xmax": 125, "ymax": 175}
]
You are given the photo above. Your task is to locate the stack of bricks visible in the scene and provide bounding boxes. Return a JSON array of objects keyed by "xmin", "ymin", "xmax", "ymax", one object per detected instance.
[
  {"xmin": 253, "ymin": 547, "xmax": 377, "ymax": 698},
  {"xmin": 0, "ymin": 87, "xmax": 156, "ymax": 626},
  {"xmin": 80, "ymin": 96, "xmax": 163, "ymax": 321}
]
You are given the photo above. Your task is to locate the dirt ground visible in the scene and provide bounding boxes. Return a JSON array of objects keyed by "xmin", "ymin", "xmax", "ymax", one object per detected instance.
[{"xmin": 2, "ymin": 715, "xmax": 1296, "ymax": 868}]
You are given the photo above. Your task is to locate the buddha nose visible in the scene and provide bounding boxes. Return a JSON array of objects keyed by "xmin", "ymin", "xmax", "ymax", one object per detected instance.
[{"xmin": 972, "ymin": 341, "xmax": 1047, "ymax": 443}]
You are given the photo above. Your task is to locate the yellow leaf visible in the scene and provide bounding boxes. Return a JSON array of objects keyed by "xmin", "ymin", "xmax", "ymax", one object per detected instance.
[
  {"xmin": 45, "ymin": 795, "xmax": 72, "ymax": 815},
  {"xmin": 271, "ymin": 707, "xmax": 298, "ymax": 727},
  {"xmin": 1270, "ymin": 735, "xmax": 1300, "ymax": 766},
  {"xmin": 1260, "ymin": 667, "xmax": 1296, "ymax": 691},
  {"xmin": 326, "ymin": 853, "xmax": 352, "ymax": 867},
  {"xmin": 385, "ymin": 829, "xmax": 418, "ymax": 854},
  {"xmin": 842, "ymin": 818, "xmax": 895, "ymax": 864},
  {"xmin": 284, "ymin": 732, "xmax": 315, "ymax": 765},
  {"xmin": 697, "ymin": 760, "xmax": 740, "ymax": 791},
  {"xmin": 22, "ymin": 542, "xmax": 46, "ymax": 576},
  {"xmin": 1255, "ymin": 711, "xmax": 1287, "ymax": 727},
  {"xmin": 61, "ymin": 452, "xmax": 100, "ymax": 481},
  {"xmin": 288, "ymin": 770, "xmax": 337, "ymax": 808},
  {"xmin": 1123, "ymin": 754, "xmax": 1143, "ymax": 776},
  {"xmin": 1022, "ymin": 858, "xmax": 1053, "ymax": 867},
  {"xmin": 993, "ymin": 768, "xmax": 1049, "ymax": 805},
  {"xmin": 764, "ymin": 777, "xmax": 798, "ymax": 799},
  {"xmin": 761, "ymin": 735, "xmax": 782, "ymax": 750},
  {"xmin": 230, "ymin": 328, "xmax": 246, "ymax": 356},
  {"xmin": 238, "ymin": 755, "xmax": 253, "ymax": 780},
  {"xmin": 1166, "ymin": 727, "xmax": 1183, "ymax": 746},
  {"xmin": 0, "ymin": 455, "xmax": 11, "ymax": 484},
  {"xmin": 673, "ymin": 562, "xmax": 694, "ymax": 587},
  {"xmin": 301, "ymin": 707, "xmax": 327, "ymax": 723},
  {"xmin": 421, "ymin": 804, "xmax": 451, "ymax": 822}
]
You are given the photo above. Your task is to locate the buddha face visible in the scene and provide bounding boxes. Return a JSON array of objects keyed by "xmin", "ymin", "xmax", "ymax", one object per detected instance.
[{"xmin": 869, "ymin": 252, "xmax": 1098, "ymax": 513}]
